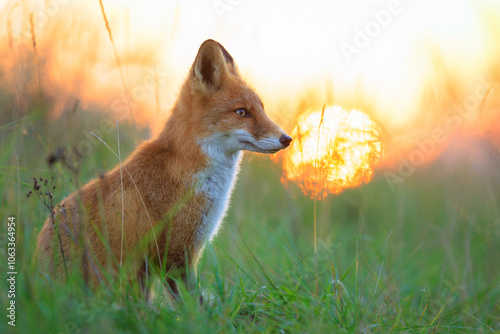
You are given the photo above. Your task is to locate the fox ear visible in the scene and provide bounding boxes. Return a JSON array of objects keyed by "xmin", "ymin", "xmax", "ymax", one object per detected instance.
[{"xmin": 192, "ymin": 40, "xmax": 234, "ymax": 95}]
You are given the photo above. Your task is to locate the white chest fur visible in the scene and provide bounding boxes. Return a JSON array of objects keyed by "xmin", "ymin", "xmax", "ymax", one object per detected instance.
[{"xmin": 195, "ymin": 137, "xmax": 242, "ymax": 245}]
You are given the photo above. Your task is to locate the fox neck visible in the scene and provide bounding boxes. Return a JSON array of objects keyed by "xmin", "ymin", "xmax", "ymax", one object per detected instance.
[
  {"xmin": 157, "ymin": 103, "xmax": 202, "ymax": 164},
  {"xmin": 156, "ymin": 104, "xmax": 243, "ymax": 244},
  {"xmin": 194, "ymin": 135, "xmax": 242, "ymax": 244}
]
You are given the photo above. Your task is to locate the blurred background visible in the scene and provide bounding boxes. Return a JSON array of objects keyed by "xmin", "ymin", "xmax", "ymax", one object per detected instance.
[
  {"xmin": 1, "ymin": 0, "xmax": 500, "ymax": 332},
  {"xmin": 1, "ymin": 0, "xmax": 500, "ymax": 173}
]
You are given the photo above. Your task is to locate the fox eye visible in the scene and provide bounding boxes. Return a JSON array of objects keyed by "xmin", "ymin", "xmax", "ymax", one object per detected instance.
[{"xmin": 235, "ymin": 108, "xmax": 250, "ymax": 118}]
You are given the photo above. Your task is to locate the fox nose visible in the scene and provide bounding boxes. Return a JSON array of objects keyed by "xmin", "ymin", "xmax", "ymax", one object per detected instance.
[{"xmin": 279, "ymin": 134, "xmax": 292, "ymax": 147}]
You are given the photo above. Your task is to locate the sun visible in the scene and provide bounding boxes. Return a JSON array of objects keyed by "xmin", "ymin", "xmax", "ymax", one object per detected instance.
[{"xmin": 283, "ymin": 106, "xmax": 383, "ymax": 199}]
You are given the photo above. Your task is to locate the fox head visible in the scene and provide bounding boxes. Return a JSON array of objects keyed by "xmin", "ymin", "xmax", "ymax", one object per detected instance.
[{"xmin": 175, "ymin": 39, "xmax": 292, "ymax": 156}]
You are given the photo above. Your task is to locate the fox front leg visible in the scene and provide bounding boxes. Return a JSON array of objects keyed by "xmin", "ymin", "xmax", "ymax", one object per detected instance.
[{"xmin": 164, "ymin": 268, "xmax": 202, "ymax": 303}]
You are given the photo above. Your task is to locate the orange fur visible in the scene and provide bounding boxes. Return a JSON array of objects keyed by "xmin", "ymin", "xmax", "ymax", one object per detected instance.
[{"xmin": 35, "ymin": 40, "xmax": 291, "ymax": 297}]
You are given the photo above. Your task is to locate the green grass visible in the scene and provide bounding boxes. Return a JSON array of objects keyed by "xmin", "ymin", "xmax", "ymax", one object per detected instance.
[{"xmin": 1, "ymin": 106, "xmax": 499, "ymax": 333}]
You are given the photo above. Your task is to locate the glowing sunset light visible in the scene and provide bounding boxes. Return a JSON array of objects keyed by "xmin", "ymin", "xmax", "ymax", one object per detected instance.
[
  {"xmin": 0, "ymin": 0, "xmax": 499, "ymax": 167},
  {"xmin": 282, "ymin": 106, "xmax": 383, "ymax": 199}
]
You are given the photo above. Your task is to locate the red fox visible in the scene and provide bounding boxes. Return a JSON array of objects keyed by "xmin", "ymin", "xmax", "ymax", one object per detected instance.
[{"xmin": 35, "ymin": 39, "xmax": 292, "ymax": 298}]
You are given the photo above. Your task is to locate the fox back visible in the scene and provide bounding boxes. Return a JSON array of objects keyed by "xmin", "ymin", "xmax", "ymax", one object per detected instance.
[{"xmin": 35, "ymin": 39, "xmax": 292, "ymax": 297}]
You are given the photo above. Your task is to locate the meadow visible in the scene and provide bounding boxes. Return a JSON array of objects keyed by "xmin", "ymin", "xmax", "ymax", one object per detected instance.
[
  {"xmin": 1, "ymin": 0, "xmax": 500, "ymax": 331},
  {"xmin": 0, "ymin": 93, "xmax": 499, "ymax": 333}
]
